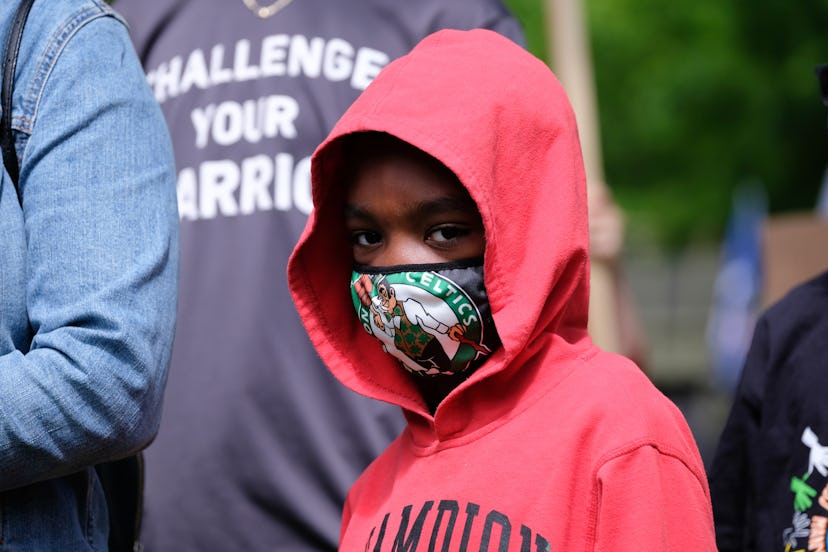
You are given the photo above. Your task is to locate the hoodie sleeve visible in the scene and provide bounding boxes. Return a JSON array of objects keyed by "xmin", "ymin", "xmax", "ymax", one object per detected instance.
[
  {"xmin": 341, "ymin": 495, "xmax": 354, "ymax": 544},
  {"xmin": 593, "ymin": 444, "xmax": 716, "ymax": 550}
]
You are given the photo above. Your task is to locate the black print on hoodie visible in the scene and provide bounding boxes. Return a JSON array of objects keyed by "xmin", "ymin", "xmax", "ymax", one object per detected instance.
[{"xmin": 364, "ymin": 500, "xmax": 551, "ymax": 552}]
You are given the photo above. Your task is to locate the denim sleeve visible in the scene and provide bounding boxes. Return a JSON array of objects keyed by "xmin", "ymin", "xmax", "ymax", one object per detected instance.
[{"xmin": 0, "ymin": 13, "xmax": 179, "ymax": 491}]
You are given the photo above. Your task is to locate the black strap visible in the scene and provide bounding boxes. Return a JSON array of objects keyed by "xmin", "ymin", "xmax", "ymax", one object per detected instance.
[{"xmin": 1, "ymin": 0, "xmax": 36, "ymax": 202}]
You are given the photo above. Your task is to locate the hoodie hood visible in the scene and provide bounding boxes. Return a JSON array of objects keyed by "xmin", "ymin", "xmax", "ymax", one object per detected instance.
[{"xmin": 288, "ymin": 29, "xmax": 592, "ymax": 429}]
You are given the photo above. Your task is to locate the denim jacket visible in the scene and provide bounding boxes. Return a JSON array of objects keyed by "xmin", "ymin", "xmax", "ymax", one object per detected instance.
[{"xmin": 0, "ymin": 0, "xmax": 178, "ymax": 549}]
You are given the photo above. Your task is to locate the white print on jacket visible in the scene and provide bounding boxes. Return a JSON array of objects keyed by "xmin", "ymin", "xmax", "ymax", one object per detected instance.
[
  {"xmin": 804, "ymin": 427, "xmax": 828, "ymax": 478},
  {"xmin": 782, "ymin": 426, "xmax": 828, "ymax": 552}
]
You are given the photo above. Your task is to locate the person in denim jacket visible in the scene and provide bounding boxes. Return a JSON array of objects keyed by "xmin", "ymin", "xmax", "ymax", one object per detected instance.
[{"xmin": 0, "ymin": 0, "xmax": 179, "ymax": 549}]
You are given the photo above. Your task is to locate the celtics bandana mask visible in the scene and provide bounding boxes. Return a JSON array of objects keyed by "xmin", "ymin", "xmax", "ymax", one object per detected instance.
[{"xmin": 350, "ymin": 258, "xmax": 501, "ymax": 377}]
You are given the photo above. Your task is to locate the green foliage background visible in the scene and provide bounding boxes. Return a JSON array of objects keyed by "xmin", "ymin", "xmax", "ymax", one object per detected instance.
[{"xmin": 503, "ymin": 0, "xmax": 828, "ymax": 249}]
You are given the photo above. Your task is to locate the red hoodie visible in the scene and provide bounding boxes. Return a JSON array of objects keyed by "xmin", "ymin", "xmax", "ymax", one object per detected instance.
[{"xmin": 288, "ymin": 29, "xmax": 715, "ymax": 551}]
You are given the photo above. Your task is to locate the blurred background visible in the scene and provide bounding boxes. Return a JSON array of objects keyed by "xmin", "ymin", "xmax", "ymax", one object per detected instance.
[{"xmin": 503, "ymin": 0, "xmax": 828, "ymax": 465}]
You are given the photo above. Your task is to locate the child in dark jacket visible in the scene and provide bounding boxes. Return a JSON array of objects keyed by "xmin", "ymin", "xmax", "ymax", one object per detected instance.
[{"xmin": 288, "ymin": 28, "xmax": 715, "ymax": 550}]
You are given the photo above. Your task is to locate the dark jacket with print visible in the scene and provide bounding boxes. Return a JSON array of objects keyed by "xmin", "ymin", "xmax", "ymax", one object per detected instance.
[{"xmin": 711, "ymin": 270, "xmax": 828, "ymax": 552}]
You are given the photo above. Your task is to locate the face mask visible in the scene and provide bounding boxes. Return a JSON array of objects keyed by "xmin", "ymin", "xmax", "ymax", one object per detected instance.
[{"xmin": 351, "ymin": 258, "xmax": 501, "ymax": 377}]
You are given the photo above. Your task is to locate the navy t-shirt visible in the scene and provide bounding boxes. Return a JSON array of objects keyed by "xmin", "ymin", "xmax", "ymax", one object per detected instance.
[{"xmin": 115, "ymin": 1, "xmax": 524, "ymax": 549}]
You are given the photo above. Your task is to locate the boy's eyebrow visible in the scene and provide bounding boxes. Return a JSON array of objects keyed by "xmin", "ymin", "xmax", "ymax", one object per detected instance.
[
  {"xmin": 344, "ymin": 203, "xmax": 375, "ymax": 221},
  {"xmin": 413, "ymin": 196, "xmax": 479, "ymax": 217},
  {"xmin": 345, "ymin": 196, "xmax": 479, "ymax": 219}
]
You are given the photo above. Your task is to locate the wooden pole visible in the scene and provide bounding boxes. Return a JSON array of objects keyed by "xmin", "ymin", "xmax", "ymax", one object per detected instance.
[{"xmin": 546, "ymin": 0, "xmax": 621, "ymax": 353}]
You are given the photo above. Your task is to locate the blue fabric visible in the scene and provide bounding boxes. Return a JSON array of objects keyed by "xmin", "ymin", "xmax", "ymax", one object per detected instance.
[
  {"xmin": 0, "ymin": 0, "xmax": 179, "ymax": 548},
  {"xmin": 706, "ymin": 184, "xmax": 766, "ymax": 393}
]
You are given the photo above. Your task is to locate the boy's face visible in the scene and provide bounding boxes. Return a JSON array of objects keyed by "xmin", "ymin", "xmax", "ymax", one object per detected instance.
[{"xmin": 345, "ymin": 148, "xmax": 485, "ymax": 267}]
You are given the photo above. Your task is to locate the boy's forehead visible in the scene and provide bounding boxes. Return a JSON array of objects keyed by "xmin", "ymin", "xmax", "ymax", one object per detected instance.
[
  {"xmin": 343, "ymin": 132, "xmax": 465, "ymax": 193},
  {"xmin": 347, "ymin": 155, "xmax": 473, "ymax": 207},
  {"xmin": 345, "ymin": 131, "xmax": 442, "ymax": 174},
  {"xmin": 338, "ymin": 131, "xmax": 482, "ymax": 225}
]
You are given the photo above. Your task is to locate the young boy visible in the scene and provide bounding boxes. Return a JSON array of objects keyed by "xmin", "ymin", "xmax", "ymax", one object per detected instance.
[{"xmin": 288, "ymin": 29, "xmax": 715, "ymax": 550}]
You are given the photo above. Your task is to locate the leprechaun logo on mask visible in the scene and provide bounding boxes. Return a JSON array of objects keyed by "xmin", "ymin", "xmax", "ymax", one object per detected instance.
[{"xmin": 351, "ymin": 266, "xmax": 498, "ymax": 377}]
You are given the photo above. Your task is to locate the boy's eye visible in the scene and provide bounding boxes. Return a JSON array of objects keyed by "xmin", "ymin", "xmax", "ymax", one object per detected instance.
[
  {"xmin": 352, "ymin": 230, "xmax": 382, "ymax": 247},
  {"xmin": 427, "ymin": 225, "xmax": 467, "ymax": 243}
]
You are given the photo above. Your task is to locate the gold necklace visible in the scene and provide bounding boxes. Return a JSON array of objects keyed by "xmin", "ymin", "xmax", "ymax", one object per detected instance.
[{"xmin": 241, "ymin": 0, "xmax": 293, "ymax": 19}]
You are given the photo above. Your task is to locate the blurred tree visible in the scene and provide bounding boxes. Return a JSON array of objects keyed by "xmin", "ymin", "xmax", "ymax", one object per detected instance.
[
  {"xmin": 504, "ymin": 0, "xmax": 828, "ymax": 250},
  {"xmin": 503, "ymin": 0, "xmax": 548, "ymax": 62}
]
